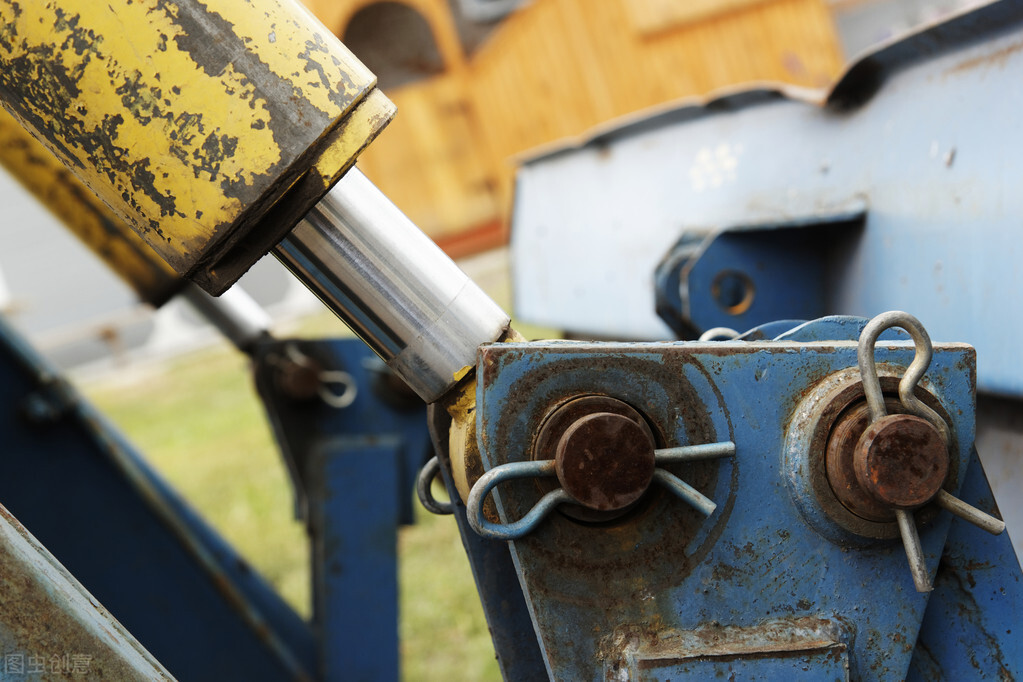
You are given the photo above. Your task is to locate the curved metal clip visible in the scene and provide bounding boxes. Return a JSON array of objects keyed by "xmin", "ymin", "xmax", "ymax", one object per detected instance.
[
  {"xmin": 466, "ymin": 441, "xmax": 736, "ymax": 540},
  {"xmin": 466, "ymin": 460, "xmax": 567, "ymax": 540},
  {"xmin": 857, "ymin": 311, "xmax": 1004, "ymax": 593},
  {"xmin": 653, "ymin": 441, "xmax": 736, "ymax": 516},
  {"xmin": 317, "ymin": 370, "xmax": 357, "ymax": 409},
  {"xmin": 416, "ymin": 456, "xmax": 454, "ymax": 515},
  {"xmin": 857, "ymin": 310, "xmax": 948, "ymax": 442}
]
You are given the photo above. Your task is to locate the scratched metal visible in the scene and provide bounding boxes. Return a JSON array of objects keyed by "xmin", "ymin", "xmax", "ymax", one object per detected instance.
[
  {"xmin": 612, "ymin": 616, "xmax": 851, "ymax": 680},
  {"xmin": 907, "ymin": 450, "xmax": 1023, "ymax": 680},
  {"xmin": 512, "ymin": 0, "xmax": 1023, "ymax": 398},
  {"xmin": 476, "ymin": 335, "xmax": 976, "ymax": 680},
  {"xmin": 0, "ymin": 313, "xmax": 316, "ymax": 680},
  {"xmin": 0, "ymin": 0, "xmax": 394, "ymax": 292},
  {"xmin": 0, "ymin": 503, "xmax": 174, "ymax": 681}
]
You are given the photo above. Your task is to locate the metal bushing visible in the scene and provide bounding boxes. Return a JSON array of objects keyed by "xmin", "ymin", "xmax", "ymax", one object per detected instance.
[
  {"xmin": 826, "ymin": 400, "xmax": 897, "ymax": 522},
  {"xmin": 826, "ymin": 396, "xmax": 950, "ymax": 525}
]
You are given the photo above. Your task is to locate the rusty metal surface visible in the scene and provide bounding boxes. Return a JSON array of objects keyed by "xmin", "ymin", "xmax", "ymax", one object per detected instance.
[
  {"xmin": 827, "ymin": 400, "xmax": 898, "ymax": 522},
  {"xmin": 475, "ymin": 330, "xmax": 977, "ymax": 680},
  {"xmin": 554, "ymin": 411, "xmax": 656, "ymax": 512},
  {"xmin": 791, "ymin": 371, "xmax": 960, "ymax": 542},
  {"xmin": 611, "ymin": 615, "xmax": 851, "ymax": 680},
  {"xmin": 0, "ymin": 504, "xmax": 174, "ymax": 681},
  {"xmin": 855, "ymin": 414, "xmax": 949, "ymax": 509},
  {"xmin": 534, "ymin": 395, "xmax": 657, "ymax": 522},
  {"xmin": 908, "ymin": 450, "xmax": 1023, "ymax": 680}
]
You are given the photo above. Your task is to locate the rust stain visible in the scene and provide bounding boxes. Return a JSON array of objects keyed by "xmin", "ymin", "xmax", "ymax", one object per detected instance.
[
  {"xmin": 855, "ymin": 414, "xmax": 948, "ymax": 509},
  {"xmin": 477, "ymin": 344, "xmax": 738, "ymax": 634},
  {"xmin": 604, "ymin": 616, "xmax": 850, "ymax": 670},
  {"xmin": 946, "ymin": 40, "xmax": 1023, "ymax": 76},
  {"xmin": 533, "ymin": 395, "xmax": 657, "ymax": 522}
]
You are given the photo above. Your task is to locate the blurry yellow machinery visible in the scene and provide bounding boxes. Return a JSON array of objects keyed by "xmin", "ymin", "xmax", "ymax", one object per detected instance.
[{"xmin": 0, "ymin": 107, "xmax": 181, "ymax": 307}]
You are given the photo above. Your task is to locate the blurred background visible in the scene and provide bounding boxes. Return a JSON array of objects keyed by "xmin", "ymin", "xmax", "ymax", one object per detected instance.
[{"xmin": 0, "ymin": 0, "xmax": 989, "ymax": 679}]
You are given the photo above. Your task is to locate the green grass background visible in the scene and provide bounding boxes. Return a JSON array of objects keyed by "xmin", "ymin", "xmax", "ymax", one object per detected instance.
[{"xmin": 80, "ymin": 292, "xmax": 555, "ymax": 680}]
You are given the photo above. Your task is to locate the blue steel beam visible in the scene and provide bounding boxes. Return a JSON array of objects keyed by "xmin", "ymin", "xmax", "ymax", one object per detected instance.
[
  {"xmin": 512, "ymin": 0, "xmax": 1023, "ymax": 398},
  {"xmin": 0, "ymin": 314, "xmax": 316, "ymax": 680},
  {"xmin": 252, "ymin": 338, "xmax": 433, "ymax": 681}
]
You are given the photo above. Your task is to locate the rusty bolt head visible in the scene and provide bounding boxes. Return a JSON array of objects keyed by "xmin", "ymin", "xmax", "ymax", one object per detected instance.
[
  {"xmin": 854, "ymin": 414, "xmax": 948, "ymax": 509},
  {"xmin": 554, "ymin": 411, "xmax": 656, "ymax": 512}
]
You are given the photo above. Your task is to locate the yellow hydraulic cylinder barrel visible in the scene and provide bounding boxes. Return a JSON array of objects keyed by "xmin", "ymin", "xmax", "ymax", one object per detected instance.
[
  {"xmin": 0, "ymin": 0, "xmax": 394, "ymax": 294},
  {"xmin": 0, "ymin": 107, "xmax": 182, "ymax": 306}
]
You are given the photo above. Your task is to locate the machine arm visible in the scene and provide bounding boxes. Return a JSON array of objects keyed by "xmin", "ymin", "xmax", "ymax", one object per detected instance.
[{"xmin": 0, "ymin": 0, "xmax": 509, "ymax": 403}]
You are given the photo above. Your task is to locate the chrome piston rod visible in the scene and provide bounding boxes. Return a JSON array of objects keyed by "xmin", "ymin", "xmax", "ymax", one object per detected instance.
[
  {"xmin": 179, "ymin": 283, "xmax": 272, "ymax": 354},
  {"xmin": 273, "ymin": 169, "xmax": 510, "ymax": 403}
]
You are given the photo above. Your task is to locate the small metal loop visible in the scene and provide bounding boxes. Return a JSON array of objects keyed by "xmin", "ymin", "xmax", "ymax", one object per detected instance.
[
  {"xmin": 857, "ymin": 311, "xmax": 949, "ymax": 441},
  {"xmin": 283, "ymin": 341, "xmax": 313, "ymax": 367},
  {"xmin": 699, "ymin": 327, "xmax": 740, "ymax": 341},
  {"xmin": 317, "ymin": 370, "xmax": 357, "ymax": 409},
  {"xmin": 416, "ymin": 456, "xmax": 453, "ymax": 515},
  {"xmin": 651, "ymin": 469, "xmax": 717, "ymax": 516},
  {"xmin": 466, "ymin": 460, "xmax": 563, "ymax": 540}
]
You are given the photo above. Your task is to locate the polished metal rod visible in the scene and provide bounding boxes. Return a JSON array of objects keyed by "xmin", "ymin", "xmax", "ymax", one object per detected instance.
[
  {"xmin": 273, "ymin": 168, "xmax": 510, "ymax": 402},
  {"xmin": 896, "ymin": 509, "xmax": 932, "ymax": 593},
  {"xmin": 179, "ymin": 283, "xmax": 271, "ymax": 354},
  {"xmin": 936, "ymin": 490, "xmax": 1006, "ymax": 535}
]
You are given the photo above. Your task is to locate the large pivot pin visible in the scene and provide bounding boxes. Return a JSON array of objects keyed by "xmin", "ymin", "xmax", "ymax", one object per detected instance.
[
  {"xmin": 554, "ymin": 411, "xmax": 657, "ymax": 513},
  {"xmin": 833, "ymin": 311, "xmax": 1005, "ymax": 592},
  {"xmin": 465, "ymin": 395, "xmax": 734, "ymax": 540}
]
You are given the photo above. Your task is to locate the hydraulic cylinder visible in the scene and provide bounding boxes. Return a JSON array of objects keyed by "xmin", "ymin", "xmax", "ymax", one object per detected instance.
[
  {"xmin": 0, "ymin": 0, "xmax": 509, "ymax": 401},
  {"xmin": 0, "ymin": 107, "xmax": 269, "ymax": 351},
  {"xmin": 0, "ymin": 107, "xmax": 182, "ymax": 307}
]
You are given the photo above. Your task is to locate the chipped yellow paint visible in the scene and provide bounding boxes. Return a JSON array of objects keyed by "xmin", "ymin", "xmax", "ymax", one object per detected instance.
[
  {"xmin": 442, "ymin": 326, "xmax": 525, "ymax": 502},
  {"xmin": 0, "ymin": 107, "xmax": 181, "ymax": 306},
  {"xmin": 0, "ymin": 0, "xmax": 393, "ymax": 292},
  {"xmin": 308, "ymin": 89, "xmax": 396, "ymax": 194},
  {"xmin": 452, "ymin": 364, "xmax": 473, "ymax": 383},
  {"xmin": 443, "ymin": 376, "xmax": 479, "ymax": 503}
]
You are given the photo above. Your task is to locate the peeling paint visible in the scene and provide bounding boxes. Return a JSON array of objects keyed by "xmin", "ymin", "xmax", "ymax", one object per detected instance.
[{"xmin": 0, "ymin": 0, "xmax": 391, "ymax": 292}]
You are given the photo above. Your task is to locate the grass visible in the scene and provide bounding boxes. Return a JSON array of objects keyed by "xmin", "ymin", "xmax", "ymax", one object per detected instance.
[
  {"xmin": 81, "ymin": 333, "xmax": 504, "ymax": 681},
  {"xmin": 78, "ymin": 248, "xmax": 560, "ymax": 680}
]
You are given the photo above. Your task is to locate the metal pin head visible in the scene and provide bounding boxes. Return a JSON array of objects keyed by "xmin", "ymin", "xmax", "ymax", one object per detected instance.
[
  {"xmin": 554, "ymin": 412, "xmax": 656, "ymax": 512},
  {"xmin": 854, "ymin": 413, "xmax": 948, "ymax": 509}
]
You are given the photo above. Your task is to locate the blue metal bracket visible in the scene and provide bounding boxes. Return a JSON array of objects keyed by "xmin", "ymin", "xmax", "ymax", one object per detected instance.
[
  {"xmin": 0, "ymin": 313, "xmax": 436, "ymax": 681},
  {"xmin": 654, "ymin": 206, "xmax": 865, "ymax": 338},
  {"xmin": 252, "ymin": 337, "xmax": 432, "ymax": 682},
  {"xmin": 472, "ymin": 317, "xmax": 1021, "ymax": 680},
  {"xmin": 512, "ymin": 0, "xmax": 1023, "ymax": 397},
  {"xmin": 425, "ymin": 404, "xmax": 549, "ymax": 681},
  {"xmin": 0, "ymin": 314, "xmax": 316, "ymax": 680}
]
